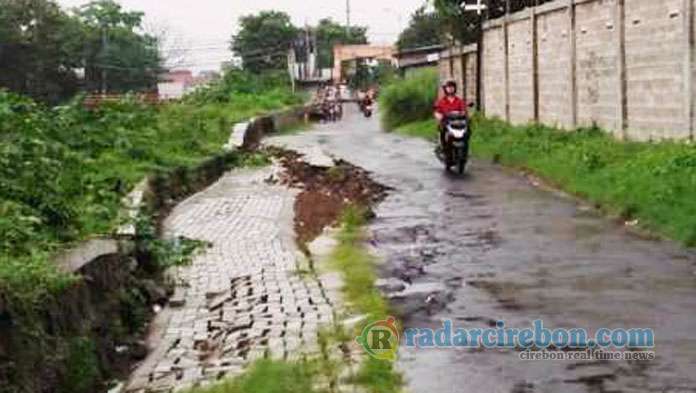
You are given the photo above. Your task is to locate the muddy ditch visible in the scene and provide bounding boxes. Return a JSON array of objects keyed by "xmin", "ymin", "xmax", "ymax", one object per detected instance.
[{"xmin": 0, "ymin": 150, "xmax": 248, "ymax": 393}]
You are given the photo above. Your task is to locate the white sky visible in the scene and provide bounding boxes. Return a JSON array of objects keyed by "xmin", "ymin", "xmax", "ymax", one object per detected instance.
[{"xmin": 56, "ymin": 0, "xmax": 427, "ymax": 72}]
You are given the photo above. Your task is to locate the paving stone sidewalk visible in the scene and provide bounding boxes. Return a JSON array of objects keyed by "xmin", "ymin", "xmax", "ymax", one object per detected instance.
[{"xmin": 125, "ymin": 165, "xmax": 335, "ymax": 392}]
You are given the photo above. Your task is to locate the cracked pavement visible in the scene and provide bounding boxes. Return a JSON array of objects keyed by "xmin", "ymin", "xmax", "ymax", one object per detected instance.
[{"xmin": 125, "ymin": 166, "xmax": 334, "ymax": 392}]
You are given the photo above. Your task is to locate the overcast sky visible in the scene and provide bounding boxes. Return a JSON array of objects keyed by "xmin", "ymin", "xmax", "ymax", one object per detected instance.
[{"xmin": 56, "ymin": 0, "xmax": 427, "ymax": 72}]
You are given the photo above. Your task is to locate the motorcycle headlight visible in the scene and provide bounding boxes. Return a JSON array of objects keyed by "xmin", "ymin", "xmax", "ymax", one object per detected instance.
[{"xmin": 449, "ymin": 129, "xmax": 466, "ymax": 138}]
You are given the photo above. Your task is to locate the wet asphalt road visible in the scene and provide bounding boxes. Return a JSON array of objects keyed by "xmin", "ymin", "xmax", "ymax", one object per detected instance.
[{"xmin": 273, "ymin": 106, "xmax": 696, "ymax": 393}]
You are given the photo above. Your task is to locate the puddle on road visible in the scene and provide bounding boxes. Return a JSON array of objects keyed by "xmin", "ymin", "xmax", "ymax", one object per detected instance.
[
  {"xmin": 444, "ymin": 190, "xmax": 485, "ymax": 200},
  {"xmin": 276, "ymin": 114, "xmax": 696, "ymax": 393},
  {"xmin": 467, "ymin": 280, "xmax": 526, "ymax": 311}
]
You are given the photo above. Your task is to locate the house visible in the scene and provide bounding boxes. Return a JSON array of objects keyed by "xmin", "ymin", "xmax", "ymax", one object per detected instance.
[
  {"xmin": 394, "ymin": 44, "xmax": 445, "ymax": 76},
  {"xmin": 158, "ymin": 69, "xmax": 216, "ymax": 100},
  {"xmin": 332, "ymin": 45, "xmax": 395, "ymax": 83}
]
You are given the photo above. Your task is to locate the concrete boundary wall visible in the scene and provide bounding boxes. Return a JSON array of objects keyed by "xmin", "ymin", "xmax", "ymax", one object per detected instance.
[
  {"xmin": 440, "ymin": 0, "xmax": 695, "ymax": 141},
  {"xmin": 440, "ymin": 44, "xmax": 479, "ymax": 104}
]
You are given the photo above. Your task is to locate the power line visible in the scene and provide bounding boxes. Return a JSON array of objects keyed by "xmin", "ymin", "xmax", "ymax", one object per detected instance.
[{"xmin": 167, "ymin": 46, "xmax": 231, "ymax": 52}]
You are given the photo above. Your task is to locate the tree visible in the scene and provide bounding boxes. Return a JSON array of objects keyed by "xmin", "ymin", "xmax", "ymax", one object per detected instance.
[
  {"xmin": 396, "ymin": 6, "xmax": 445, "ymax": 51},
  {"xmin": 316, "ymin": 18, "xmax": 368, "ymax": 69},
  {"xmin": 231, "ymin": 11, "xmax": 298, "ymax": 72},
  {"xmin": 75, "ymin": 0, "xmax": 159, "ymax": 93},
  {"xmin": 432, "ymin": 0, "xmax": 558, "ymax": 25},
  {"xmin": 0, "ymin": 0, "xmax": 160, "ymax": 103},
  {"xmin": 431, "ymin": 0, "xmax": 480, "ymax": 45},
  {"xmin": 0, "ymin": 0, "xmax": 84, "ymax": 104}
]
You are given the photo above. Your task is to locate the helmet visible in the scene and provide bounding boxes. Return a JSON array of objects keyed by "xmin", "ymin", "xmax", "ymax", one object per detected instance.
[{"xmin": 442, "ymin": 79, "xmax": 457, "ymax": 93}]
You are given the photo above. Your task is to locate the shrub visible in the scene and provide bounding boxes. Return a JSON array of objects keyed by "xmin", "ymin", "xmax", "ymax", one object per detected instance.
[
  {"xmin": 0, "ymin": 73, "xmax": 302, "ymax": 299},
  {"xmin": 379, "ymin": 68, "xmax": 439, "ymax": 130}
]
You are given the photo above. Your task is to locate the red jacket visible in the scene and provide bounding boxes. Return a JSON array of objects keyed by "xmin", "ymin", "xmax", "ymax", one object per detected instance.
[{"xmin": 433, "ymin": 95, "xmax": 467, "ymax": 116}]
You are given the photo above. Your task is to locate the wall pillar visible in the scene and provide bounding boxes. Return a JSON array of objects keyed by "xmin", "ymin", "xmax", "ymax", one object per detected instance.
[
  {"xmin": 461, "ymin": 48, "xmax": 468, "ymax": 102},
  {"xmin": 503, "ymin": 17, "xmax": 510, "ymax": 122},
  {"xmin": 684, "ymin": 0, "xmax": 695, "ymax": 140},
  {"xmin": 532, "ymin": 4, "xmax": 540, "ymax": 122},
  {"xmin": 614, "ymin": 0, "xmax": 628, "ymax": 139},
  {"xmin": 568, "ymin": 0, "xmax": 577, "ymax": 128}
]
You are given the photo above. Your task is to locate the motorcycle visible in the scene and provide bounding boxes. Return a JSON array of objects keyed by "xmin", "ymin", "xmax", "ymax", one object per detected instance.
[
  {"xmin": 439, "ymin": 112, "xmax": 470, "ymax": 174},
  {"xmin": 360, "ymin": 98, "xmax": 374, "ymax": 118},
  {"xmin": 322, "ymin": 101, "xmax": 341, "ymax": 122},
  {"xmin": 335, "ymin": 101, "xmax": 343, "ymax": 121},
  {"xmin": 363, "ymin": 102, "xmax": 373, "ymax": 118}
]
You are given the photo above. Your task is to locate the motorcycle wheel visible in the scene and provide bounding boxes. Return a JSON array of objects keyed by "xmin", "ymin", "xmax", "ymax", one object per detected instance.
[
  {"xmin": 445, "ymin": 144, "xmax": 454, "ymax": 169},
  {"xmin": 457, "ymin": 155, "xmax": 466, "ymax": 174},
  {"xmin": 457, "ymin": 142, "xmax": 469, "ymax": 174}
]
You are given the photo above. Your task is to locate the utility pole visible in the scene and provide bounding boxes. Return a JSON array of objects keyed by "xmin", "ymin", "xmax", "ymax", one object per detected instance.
[
  {"xmin": 504, "ymin": 0, "xmax": 510, "ymax": 121},
  {"xmin": 532, "ymin": 0, "xmax": 539, "ymax": 122},
  {"xmin": 476, "ymin": 2, "xmax": 483, "ymax": 111},
  {"xmin": 346, "ymin": 0, "xmax": 351, "ymax": 38},
  {"xmin": 462, "ymin": 0, "xmax": 488, "ymax": 112},
  {"xmin": 287, "ymin": 48, "xmax": 296, "ymax": 93},
  {"xmin": 101, "ymin": 22, "xmax": 108, "ymax": 94}
]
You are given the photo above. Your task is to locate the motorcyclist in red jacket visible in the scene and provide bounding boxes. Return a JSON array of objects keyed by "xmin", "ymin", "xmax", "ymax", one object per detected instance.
[
  {"xmin": 433, "ymin": 80, "xmax": 467, "ymax": 159},
  {"xmin": 433, "ymin": 79, "xmax": 467, "ymax": 123}
]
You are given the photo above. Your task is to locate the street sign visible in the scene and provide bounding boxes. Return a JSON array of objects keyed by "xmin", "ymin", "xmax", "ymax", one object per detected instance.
[
  {"xmin": 462, "ymin": 0, "xmax": 488, "ymax": 15},
  {"xmin": 427, "ymin": 53, "xmax": 440, "ymax": 63}
]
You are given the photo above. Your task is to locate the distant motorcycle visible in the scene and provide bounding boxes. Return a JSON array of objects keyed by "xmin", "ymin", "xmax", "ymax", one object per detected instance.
[
  {"xmin": 335, "ymin": 101, "xmax": 343, "ymax": 120},
  {"xmin": 363, "ymin": 102, "xmax": 373, "ymax": 118},
  {"xmin": 439, "ymin": 112, "xmax": 470, "ymax": 174},
  {"xmin": 323, "ymin": 101, "xmax": 341, "ymax": 122},
  {"xmin": 360, "ymin": 98, "xmax": 374, "ymax": 118}
]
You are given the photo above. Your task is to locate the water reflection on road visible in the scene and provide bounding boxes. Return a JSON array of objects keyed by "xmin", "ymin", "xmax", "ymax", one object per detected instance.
[{"xmin": 271, "ymin": 106, "xmax": 696, "ymax": 393}]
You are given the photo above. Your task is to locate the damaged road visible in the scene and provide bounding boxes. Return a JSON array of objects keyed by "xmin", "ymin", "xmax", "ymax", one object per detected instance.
[
  {"xmin": 269, "ymin": 106, "xmax": 696, "ymax": 393},
  {"xmin": 124, "ymin": 144, "xmax": 388, "ymax": 392},
  {"xmin": 269, "ymin": 147, "xmax": 388, "ymax": 246}
]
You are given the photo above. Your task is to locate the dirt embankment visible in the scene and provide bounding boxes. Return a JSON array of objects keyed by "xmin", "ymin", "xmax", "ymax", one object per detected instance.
[{"xmin": 269, "ymin": 148, "xmax": 389, "ymax": 246}]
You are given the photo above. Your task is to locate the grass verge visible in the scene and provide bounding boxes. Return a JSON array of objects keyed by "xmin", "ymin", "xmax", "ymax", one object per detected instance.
[
  {"xmin": 182, "ymin": 360, "xmax": 320, "ymax": 393},
  {"xmin": 0, "ymin": 86, "xmax": 297, "ymax": 392},
  {"xmin": 325, "ymin": 206, "xmax": 402, "ymax": 393},
  {"xmin": 1, "ymin": 88, "xmax": 298, "ymax": 301},
  {"xmin": 393, "ymin": 118, "xmax": 437, "ymax": 141},
  {"xmin": 329, "ymin": 206, "xmax": 390, "ymax": 323},
  {"xmin": 393, "ymin": 115, "xmax": 696, "ymax": 247}
]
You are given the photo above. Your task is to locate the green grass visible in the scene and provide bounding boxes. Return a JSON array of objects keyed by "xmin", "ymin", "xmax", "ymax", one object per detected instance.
[
  {"xmin": 350, "ymin": 357, "xmax": 402, "ymax": 393},
  {"xmin": 330, "ymin": 206, "xmax": 390, "ymax": 324},
  {"xmin": 182, "ymin": 360, "xmax": 319, "ymax": 393},
  {"xmin": 66, "ymin": 337, "xmax": 100, "ymax": 392},
  {"xmin": 0, "ymin": 79, "xmax": 301, "ymax": 301},
  {"xmin": 393, "ymin": 115, "xmax": 696, "ymax": 247},
  {"xmin": 326, "ymin": 206, "xmax": 402, "ymax": 393},
  {"xmin": 394, "ymin": 118, "xmax": 438, "ymax": 141},
  {"xmin": 0, "ymin": 72, "xmax": 303, "ymax": 393}
]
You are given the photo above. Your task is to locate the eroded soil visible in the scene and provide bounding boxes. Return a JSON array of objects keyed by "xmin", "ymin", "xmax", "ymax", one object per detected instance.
[{"xmin": 269, "ymin": 147, "xmax": 389, "ymax": 246}]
